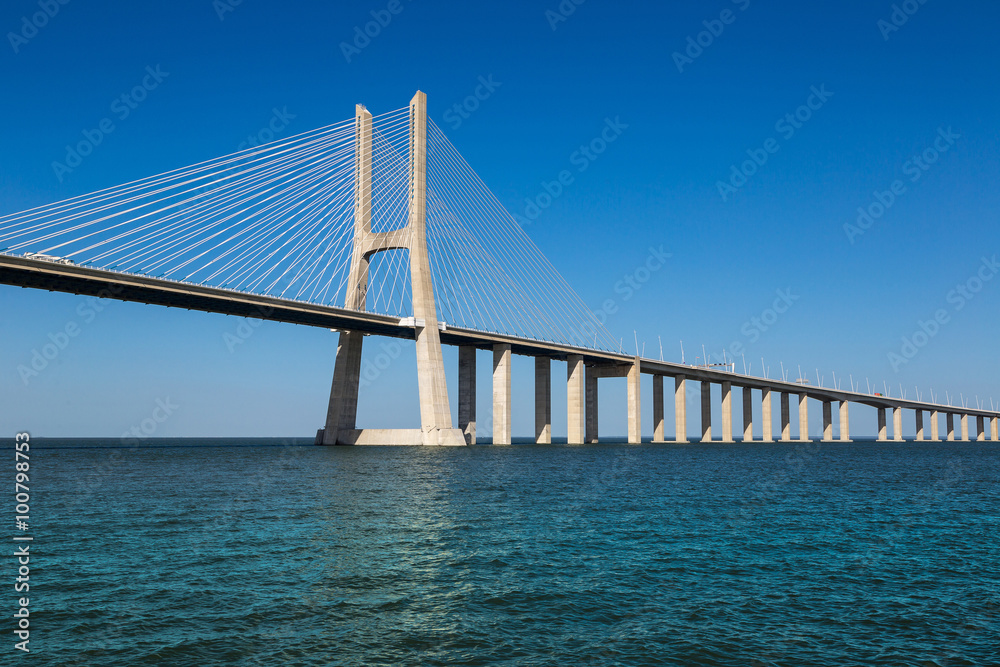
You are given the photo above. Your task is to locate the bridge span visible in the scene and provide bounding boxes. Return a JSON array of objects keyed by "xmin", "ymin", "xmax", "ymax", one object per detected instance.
[
  {"xmin": 2, "ymin": 252, "xmax": 996, "ymax": 446},
  {"xmin": 1, "ymin": 91, "xmax": 997, "ymax": 445}
]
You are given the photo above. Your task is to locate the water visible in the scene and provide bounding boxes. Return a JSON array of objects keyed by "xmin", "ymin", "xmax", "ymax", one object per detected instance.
[{"xmin": 12, "ymin": 438, "xmax": 1000, "ymax": 665}]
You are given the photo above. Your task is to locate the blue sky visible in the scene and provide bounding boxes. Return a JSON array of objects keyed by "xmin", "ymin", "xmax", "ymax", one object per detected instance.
[{"xmin": 2, "ymin": 0, "xmax": 998, "ymax": 439}]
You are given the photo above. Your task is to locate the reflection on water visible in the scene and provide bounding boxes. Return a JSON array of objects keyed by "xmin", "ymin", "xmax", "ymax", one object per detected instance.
[{"xmin": 20, "ymin": 438, "xmax": 1000, "ymax": 666}]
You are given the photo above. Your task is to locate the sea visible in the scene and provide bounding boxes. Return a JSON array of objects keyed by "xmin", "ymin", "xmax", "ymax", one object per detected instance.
[{"xmin": 8, "ymin": 437, "xmax": 1000, "ymax": 666}]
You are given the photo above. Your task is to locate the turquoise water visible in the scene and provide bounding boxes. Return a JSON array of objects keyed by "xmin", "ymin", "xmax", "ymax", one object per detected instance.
[{"xmin": 15, "ymin": 439, "xmax": 1000, "ymax": 665}]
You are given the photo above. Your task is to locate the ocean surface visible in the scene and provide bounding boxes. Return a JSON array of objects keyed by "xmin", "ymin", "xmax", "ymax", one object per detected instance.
[{"xmin": 11, "ymin": 437, "xmax": 1000, "ymax": 666}]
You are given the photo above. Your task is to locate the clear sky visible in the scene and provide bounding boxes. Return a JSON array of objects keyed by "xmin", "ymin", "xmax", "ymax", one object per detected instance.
[{"xmin": 2, "ymin": 0, "xmax": 998, "ymax": 439}]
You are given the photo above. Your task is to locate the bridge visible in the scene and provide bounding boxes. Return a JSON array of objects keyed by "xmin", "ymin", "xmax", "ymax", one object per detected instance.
[{"xmin": 2, "ymin": 92, "xmax": 998, "ymax": 445}]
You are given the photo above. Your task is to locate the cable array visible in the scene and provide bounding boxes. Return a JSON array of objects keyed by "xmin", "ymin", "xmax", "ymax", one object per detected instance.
[{"xmin": 0, "ymin": 107, "xmax": 619, "ymax": 351}]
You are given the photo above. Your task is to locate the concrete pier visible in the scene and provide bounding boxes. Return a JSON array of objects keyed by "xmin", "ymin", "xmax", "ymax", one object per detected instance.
[
  {"xmin": 535, "ymin": 357, "xmax": 551, "ymax": 444},
  {"xmin": 993, "ymin": 417, "xmax": 999, "ymax": 442},
  {"xmin": 915, "ymin": 410, "xmax": 924, "ymax": 442},
  {"xmin": 839, "ymin": 400, "xmax": 850, "ymax": 442},
  {"xmin": 492, "ymin": 344, "xmax": 512, "ymax": 445},
  {"xmin": 586, "ymin": 366, "xmax": 599, "ymax": 444},
  {"xmin": 459, "ymin": 346, "xmax": 476, "ymax": 444},
  {"xmin": 798, "ymin": 392, "xmax": 809, "ymax": 442},
  {"xmin": 822, "ymin": 401, "xmax": 833, "ymax": 442},
  {"xmin": 947, "ymin": 413, "xmax": 955, "ymax": 441},
  {"xmin": 627, "ymin": 358, "xmax": 641, "ymax": 444},
  {"xmin": 567, "ymin": 355, "xmax": 585, "ymax": 445},
  {"xmin": 780, "ymin": 393, "xmax": 791, "ymax": 442},
  {"xmin": 653, "ymin": 375, "xmax": 665, "ymax": 443},
  {"xmin": 977, "ymin": 416, "xmax": 986, "ymax": 442},
  {"xmin": 761, "ymin": 388, "xmax": 774, "ymax": 443},
  {"xmin": 674, "ymin": 375, "xmax": 688, "ymax": 443},
  {"xmin": 893, "ymin": 407, "xmax": 903, "ymax": 442},
  {"xmin": 961, "ymin": 414, "xmax": 969, "ymax": 441},
  {"xmin": 931, "ymin": 410, "xmax": 940, "ymax": 441},
  {"xmin": 701, "ymin": 381, "xmax": 712, "ymax": 442},
  {"xmin": 721, "ymin": 381, "xmax": 734, "ymax": 443},
  {"xmin": 743, "ymin": 387, "xmax": 753, "ymax": 442},
  {"xmin": 877, "ymin": 408, "xmax": 887, "ymax": 441}
]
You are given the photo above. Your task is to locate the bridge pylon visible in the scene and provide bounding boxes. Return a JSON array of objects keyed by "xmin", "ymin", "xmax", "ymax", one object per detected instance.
[{"xmin": 317, "ymin": 92, "xmax": 466, "ymax": 446}]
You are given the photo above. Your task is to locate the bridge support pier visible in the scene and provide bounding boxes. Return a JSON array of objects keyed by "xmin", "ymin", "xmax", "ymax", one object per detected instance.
[
  {"xmin": 993, "ymin": 417, "xmax": 999, "ymax": 442},
  {"xmin": 947, "ymin": 413, "xmax": 955, "ymax": 441},
  {"xmin": 701, "ymin": 381, "xmax": 712, "ymax": 442},
  {"xmin": 930, "ymin": 410, "xmax": 940, "ymax": 441},
  {"xmin": 893, "ymin": 407, "xmax": 904, "ymax": 442},
  {"xmin": 877, "ymin": 408, "xmax": 888, "ymax": 442},
  {"xmin": 822, "ymin": 401, "xmax": 833, "ymax": 442},
  {"xmin": 492, "ymin": 345, "xmax": 512, "ymax": 445},
  {"xmin": 798, "ymin": 392, "xmax": 810, "ymax": 442},
  {"xmin": 761, "ymin": 388, "xmax": 773, "ymax": 443},
  {"xmin": 742, "ymin": 387, "xmax": 753, "ymax": 442},
  {"xmin": 586, "ymin": 366, "xmax": 599, "ymax": 444},
  {"xmin": 459, "ymin": 346, "xmax": 476, "ymax": 445},
  {"xmin": 627, "ymin": 358, "xmax": 641, "ymax": 444},
  {"xmin": 976, "ymin": 416, "xmax": 986, "ymax": 442},
  {"xmin": 721, "ymin": 381, "xmax": 734, "ymax": 443},
  {"xmin": 535, "ymin": 357, "xmax": 551, "ymax": 444},
  {"xmin": 961, "ymin": 414, "xmax": 969, "ymax": 442},
  {"xmin": 915, "ymin": 410, "xmax": 924, "ymax": 442},
  {"xmin": 652, "ymin": 375, "xmax": 665, "ymax": 443},
  {"xmin": 567, "ymin": 355, "xmax": 585, "ymax": 445},
  {"xmin": 674, "ymin": 375, "xmax": 688, "ymax": 443},
  {"xmin": 780, "ymin": 393, "xmax": 791, "ymax": 442},
  {"xmin": 839, "ymin": 400, "xmax": 851, "ymax": 442}
]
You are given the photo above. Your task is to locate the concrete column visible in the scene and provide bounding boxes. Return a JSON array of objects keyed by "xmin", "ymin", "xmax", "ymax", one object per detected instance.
[
  {"xmin": 627, "ymin": 357, "xmax": 641, "ymax": 444},
  {"xmin": 893, "ymin": 407, "xmax": 903, "ymax": 442},
  {"xmin": 721, "ymin": 381, "xmax": 733, "ymax": 443},
  {"xmin": 701, "ymin": 381, "xmax": 712, "ymax": 442},
  {"xmin": 992, "ymin": 417, "xmax": 999, "ymax": 441},
  {"xmin": 761, "ymin": 388, "xmax": 773, "ymax": 443},
  {"xmin": 674, "ymin": 375, "xmax": 688, "ymax": 443},
  {"xmin": 976, "ymin": 416, "xmax": 985, "ymax": 442},
  {"xmin": 915, "ymin": 410, "xmax": 924, "ymax": 442},
  {"xmin": 947, "ymin": 413, "xmax": 955, "ymax": 441},
  {"xmin": 652, "ymin": 375, "xmax": 665, "ymax": 443},
  {"xmin": 321, "ymin": 331, "xmax": 364, "ymax": 445},
  {"xmin": 408, "ymin": 92, "xmax": 461, "ymax": 445},
  {"xmin": 839, "ymin": 401, "xmax": 850, "ymax": 442},
  {"xmin": 877, "ymin": 408, "xmax": 887, "ymax": 441},
  {"xmin": 586, "ymin": 366, "xmax": 599, "ymax": 444},
  {"xmin": 780, "ymin": 393, "xmax": 791, "ymax": 442},
  {"xmin": 822, "ymin": 401, "xmax": 833, "ymax": 442},
  {"xmin": 961, "ymin": 414, "xmax": 969, "ymax": 441},
  {"xmin": 930, "ymin": 410, "xmax": 940, "ymax": 441},
  {"xmin": 742, "ymin": 387, "xmax": 753, "ymax": 442},
  {"xmin": 567, "ymin": 355, "xmax": 585, "ymax": 445},
  {"xmin": 492, "ymin": 344, "xmax": 511, "ymax": 445},
  {"xmin": 798, "ymin": 392, "xmax": 809, "ymax": 442},
  {"xmin": 458, "ymin": 346, "xmax": 476, "ymax": 445},
  {"xmin": 534, "ymin": 357, "xmax": 551, "ymax": 444}
]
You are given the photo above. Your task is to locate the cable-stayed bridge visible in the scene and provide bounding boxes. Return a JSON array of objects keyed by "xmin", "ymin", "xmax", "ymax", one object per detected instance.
[{"xmin": 2, "ymin": 92, "xmax": 997, "ymax": 445}]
